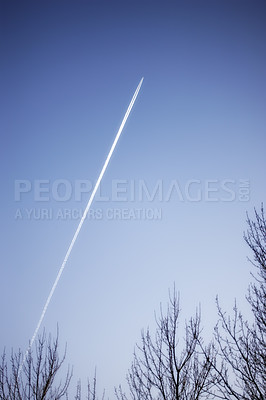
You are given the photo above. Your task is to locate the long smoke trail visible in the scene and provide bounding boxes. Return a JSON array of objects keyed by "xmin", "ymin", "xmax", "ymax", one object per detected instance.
[{"xmin": 19, "ymin": 77, "xmax": 144, "ymax": 375}]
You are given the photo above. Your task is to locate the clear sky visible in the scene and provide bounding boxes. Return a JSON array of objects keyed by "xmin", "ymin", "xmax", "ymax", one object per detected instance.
[{"xmin": 1, "ymin": 0, "xmax": 266, "ymax": 396}]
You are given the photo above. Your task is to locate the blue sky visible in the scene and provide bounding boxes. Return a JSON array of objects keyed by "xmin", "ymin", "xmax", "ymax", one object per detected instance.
[{"xmin": 1, "ymin": 0, "xmax": 266, "ymax": 396}]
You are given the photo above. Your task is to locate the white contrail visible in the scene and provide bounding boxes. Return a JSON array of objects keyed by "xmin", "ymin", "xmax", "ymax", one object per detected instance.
[{"xmin": 19, "ymin": 77, "xmax": 144, "ymax": 375}]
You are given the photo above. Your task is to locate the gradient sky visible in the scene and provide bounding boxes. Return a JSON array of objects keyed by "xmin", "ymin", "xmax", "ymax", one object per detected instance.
[{"xmin": 1, "ymin": 0, "xmax": 266, "ymax": 396}]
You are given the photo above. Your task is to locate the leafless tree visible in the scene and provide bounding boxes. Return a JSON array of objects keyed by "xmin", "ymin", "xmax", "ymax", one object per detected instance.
[
  {"xmin": 3, "ymin": 207, "xmax": 264, "ymax": 400},
  {"xmin": 0, "ymin": 329, "xmax": 72, "ymax": 400},
  {"xmin": 116, "ymin": 289, "xmax": 217, "ymax": 400},
  {"xmin": 245, "ymin": 205, "xmax": 266, "ymax": 347},
  {"xmin": 212, "ymin": 205, "xmax": 266, "ymax": 399},
  {"xmin": 74, "ymin": 371, "xmax": 105, "ymax": 400}
]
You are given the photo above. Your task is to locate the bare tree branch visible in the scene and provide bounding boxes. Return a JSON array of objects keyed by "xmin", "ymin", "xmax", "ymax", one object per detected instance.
[{"xmin": 116, "ymin": 288, "xmax": 217, "ymax": 400}]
